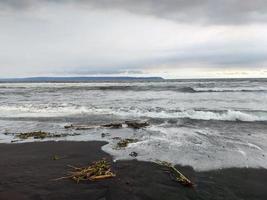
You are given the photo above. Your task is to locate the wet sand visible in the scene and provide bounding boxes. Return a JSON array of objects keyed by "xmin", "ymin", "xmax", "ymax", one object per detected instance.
[{"xmin": 0, "ymin": 141, "xmax": 266, "ymax": 200}]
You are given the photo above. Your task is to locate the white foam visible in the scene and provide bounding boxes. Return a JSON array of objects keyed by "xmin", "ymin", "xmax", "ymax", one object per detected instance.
[
  {"xmin": 238, "ymin": 149, "xmax": 247, "ymax": 157},
  {"xmin": 110, "ymin": 108, "xmax": 267, "ymax": 122},
  {"xmin": 102, "ymin": 125, "xmax": 267, "ymax": 171},
  {"xmin": 1, "ymin": 119, "xmax": 267, "ymax": 171},
  {"xmin": 0, "ymin": 104, "xmax": 95, "ymax": 117},
  {"xmin": 193, "ymin": 86, "xmax": 267, "ymax": 92},
  {"xmin": 247, "ymin": 142, "xmax": 263, "ymax": 151},
  {"xmin": 0, "ymin": 104, "xmax": 266, "ymax": 122}
]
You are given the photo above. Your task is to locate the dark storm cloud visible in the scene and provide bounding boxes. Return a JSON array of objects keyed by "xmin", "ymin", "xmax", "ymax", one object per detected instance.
[{"xmin": 1, "ymin": 0, "xmax": 267, "ymax": 24}]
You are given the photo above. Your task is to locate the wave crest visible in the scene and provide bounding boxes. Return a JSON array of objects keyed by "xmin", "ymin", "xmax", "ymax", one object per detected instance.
[{"xmin": 0, "ymin": 104, "xmax": 266, "ymax": 122}]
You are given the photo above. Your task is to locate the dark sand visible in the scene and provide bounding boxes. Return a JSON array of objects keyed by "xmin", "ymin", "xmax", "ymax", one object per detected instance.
[{"xmin": 0, "ymin": 141, "xmax": 266, "ymax": 200}]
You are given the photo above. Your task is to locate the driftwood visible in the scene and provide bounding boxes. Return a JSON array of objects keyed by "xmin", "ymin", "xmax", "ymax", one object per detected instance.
[
  {"xmin": 64, "ymin": 123, "xmax": 122, "ymax": 130},
  {"xmin": 64, "ymin": 124, "xmax": 99, "ymax": 130},
  {"xmin": 64, "ymin": 120, "xmax": 149, "ymax": 130},
  {"xmin": 51, "ymin": 155, "xmax": 67, "ymax": 160},
  {"xmin": 54, "ymin": 159, "xmax": 115, "ymax": 183},
  {"xmin": 156, "ymin": 161, "xmax": 194, "ymax": 187}
]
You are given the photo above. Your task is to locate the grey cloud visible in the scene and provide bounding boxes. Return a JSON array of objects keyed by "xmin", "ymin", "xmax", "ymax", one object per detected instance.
[
  {"xmin": 175, "ymin": 51, "xmax": 267, "ymax": 66},
  {"xmin": 1, "ymin": 0, "xmax": 267, "ymax": 24},
  {"xmin": 136, "ymin": 44, "xmax": 267, "ymax": 69},
  {"xmin": 62, "ymin": 68, "xmax": 145, "ymax": 76}
]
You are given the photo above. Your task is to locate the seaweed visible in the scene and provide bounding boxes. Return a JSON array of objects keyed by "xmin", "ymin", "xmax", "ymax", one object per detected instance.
[
  {"xmin": 112, "ymin": 137, "xmax": 121, "ymax": 140},
  {"xmin": 102, "ymin": 123, "xmax": 122, "ymax": 128},
  {"xmin": 64, "ymin": 124, "xmax": 98, "ymax": 130},
  {"xmin": 64, "ymin": 120, "xmax": 149, "ymax": 130},
  {"xmin": 15, "ymin": 131, "xmax": 80, "ymax": 140},
  {"xmin": 52, "ymin": 155, "xmax": 60, "ymax": 160},
  {"xmin": 54, "ymin": 159, "xmax": 115, "ymax": 183},
  {"xmin": 156, "ymin": 160, "xmax": 194, "ymax": 187},
  {"xmin": 51, "ymin": 155, "xmax": 66, "ymax": 160},
  {"xmin": 125, "ymin": 120, "xmax": 149, "ymax": 129},
  {"xmin": 17, "ymin": 131, "xmax": 48, "ymax": 139},
  {"xmin": 64, "ymin": 123, "xmax": 123, "ymax": 130},
  {"xmin": 115, "ymin": 138, "xmax": 139, "ymax": 149}
]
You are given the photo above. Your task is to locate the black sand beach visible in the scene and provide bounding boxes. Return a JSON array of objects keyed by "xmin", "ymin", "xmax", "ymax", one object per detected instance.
[{"xmin": 0, "ymin": 141, "xmax": 266, "ymax": 200}]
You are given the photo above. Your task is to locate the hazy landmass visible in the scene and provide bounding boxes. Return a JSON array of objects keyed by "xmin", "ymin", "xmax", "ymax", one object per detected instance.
[{"xmin": 0, "ymin": 76, "xmax": 164, "ymax": 83}]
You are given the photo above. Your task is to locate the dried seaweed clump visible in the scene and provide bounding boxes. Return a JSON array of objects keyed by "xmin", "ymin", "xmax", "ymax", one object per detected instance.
[
  {"xmin": 125, "ymin": 120, "xmax": 149, "ymax": 129},
  {"xmin": 64, "ymin": 120, "xmax": 149, "ymax": 130},
  {"xmin": 156, "ymin": 160, "xmax": 194, "ymax": 187},
  {"xmin": 55, "ymin": 159, "xmax": 115, "ymax": 183},
  {"xmin": 102, "ymin": 123, "xmax": 123, "ymax": 128},
  {"xmin": 115, "ymin": 138, "xmax": 138, "ymax": 149},
  {"xmin": 15, "ymin": 131, "xmax": 79, "ymax": 140},
  {"xmin": 17, "ymin": 131, "xmax": 49, "ymax": 139}
]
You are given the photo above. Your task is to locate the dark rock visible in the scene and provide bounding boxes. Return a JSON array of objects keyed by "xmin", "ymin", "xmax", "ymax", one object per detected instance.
[
  {"xmin": 112, "ymin": 137, "xmax": 121, "ymax": 140},
  {"xmin": 101, "ymin": 133, "xmax": 111, "ymax": 138},
  {"xmin": 64, "ymin": 124, "xmax": 73, "ymax": 129},
  {"xmin": 102, "ymin": 123, "xmax": 123, "ymax": 128},
  {"xmin": 129, "ymin": 151, "xmax": 138, "ymax": 157},
  {"xmin": 125, "ymin": 120, "xmax": 149, "ymax": 129}
]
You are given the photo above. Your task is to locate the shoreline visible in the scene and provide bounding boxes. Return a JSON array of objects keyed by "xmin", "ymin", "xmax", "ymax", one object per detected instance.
[{"xmin": 0, "ymin": 141, "xmax": 267, "ymax": 200}]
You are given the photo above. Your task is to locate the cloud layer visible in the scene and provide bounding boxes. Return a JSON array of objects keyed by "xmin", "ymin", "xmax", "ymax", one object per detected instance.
[
  {"xmin": 1, "ymin": 0, "xmax": 267, "ymax": 24},
  {"xmin": 0, "ymin": 0, "xmax": 267, "ymax": 78}
]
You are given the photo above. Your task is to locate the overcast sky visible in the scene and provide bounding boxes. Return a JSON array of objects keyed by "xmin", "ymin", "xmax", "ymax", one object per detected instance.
[{"xmin": 1, "ymin": 0, "xmax": 267, "ymax": 78}]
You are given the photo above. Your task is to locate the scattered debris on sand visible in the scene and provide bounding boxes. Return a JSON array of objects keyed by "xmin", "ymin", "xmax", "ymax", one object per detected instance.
[
  {"xmin": 11, "ymin": 139, "xmax": 22, "ymax": 143},
  {"xmin": 112, "ymin": 137, "xmax": 121, "ymax": 140},
  {"xmin": 102, "ymin": 123, "xmax": 123, "ymax": 128},
  {"xmin": 52, "ymin": 155, "xmax": 60, "ymax": 160},
  {"xmin": 51, "ymin": 155, "xmax": 66, "ymax": 161},
  {"xmin": 115, "ymin": 138, "xmax": 139, "ymax": 149},
  {"xmin": 64, "ymin": 124, "xmax": 74, "ymax": 129},
  {"xmin": 66, "ymin": 125, "xmax": 98, "ymax": 130},
  {"xmin": 14, "ymin": 131, "xmax": 80, "ymax": 140},
  {"xmin": 64, "ymin": 120, "xmax": 149, "ymax": 130},
  {"xmin": 125, "ymin": 120, "xmax": 149, "ymax": 129},
  {"xmin": 54, "ymin": 159, "xmax": 115, "ymax": 183},
  {"xmin": 156, "ymin": 160, "xmax": 194, "ymax": 187},
  {"xmin": 17, "ymin": 131, "xmax": 49, "ymax": 139},
  {"xmin": 64, "ymin": 123, "xmax": 121, "ymax": 130}
]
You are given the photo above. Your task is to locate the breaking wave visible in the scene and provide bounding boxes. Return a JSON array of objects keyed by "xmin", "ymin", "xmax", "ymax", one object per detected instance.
[
  {"xmin": 193, "ymin": 87, "xmax": 267, "ymax": 93},
  {"xmin": 111, "ymin": 108, "xmax": 267, "ymax": 122},
  {"xmin": 0, "ymin": 104, "xmax": 267, "ymax": 122},
  {"xmin": 1, "ymin": 83, "xmax": 266, "ymax": 93}
]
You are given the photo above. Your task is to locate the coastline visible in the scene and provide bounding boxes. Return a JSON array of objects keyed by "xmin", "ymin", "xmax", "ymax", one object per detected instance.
[{"xmin": 0, "ymin": 141, "xmax": 266, "ymax": 200}]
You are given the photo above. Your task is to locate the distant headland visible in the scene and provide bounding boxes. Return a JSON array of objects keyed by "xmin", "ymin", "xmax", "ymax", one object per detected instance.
[{"xmin": 0, "ymin": 76, "xmax": 164, "ymax": 83}]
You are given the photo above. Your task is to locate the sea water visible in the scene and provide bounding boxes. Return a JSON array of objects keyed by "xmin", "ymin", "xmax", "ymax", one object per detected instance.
[{"xmin": 0, "ymin": 79, "xmax": 267, "ymax": 171}]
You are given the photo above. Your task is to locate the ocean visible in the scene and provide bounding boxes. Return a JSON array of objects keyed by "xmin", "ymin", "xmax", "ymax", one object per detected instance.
[{"xmin": 0, "ymin": 79, "xmax": 267, "ymax": 171}]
